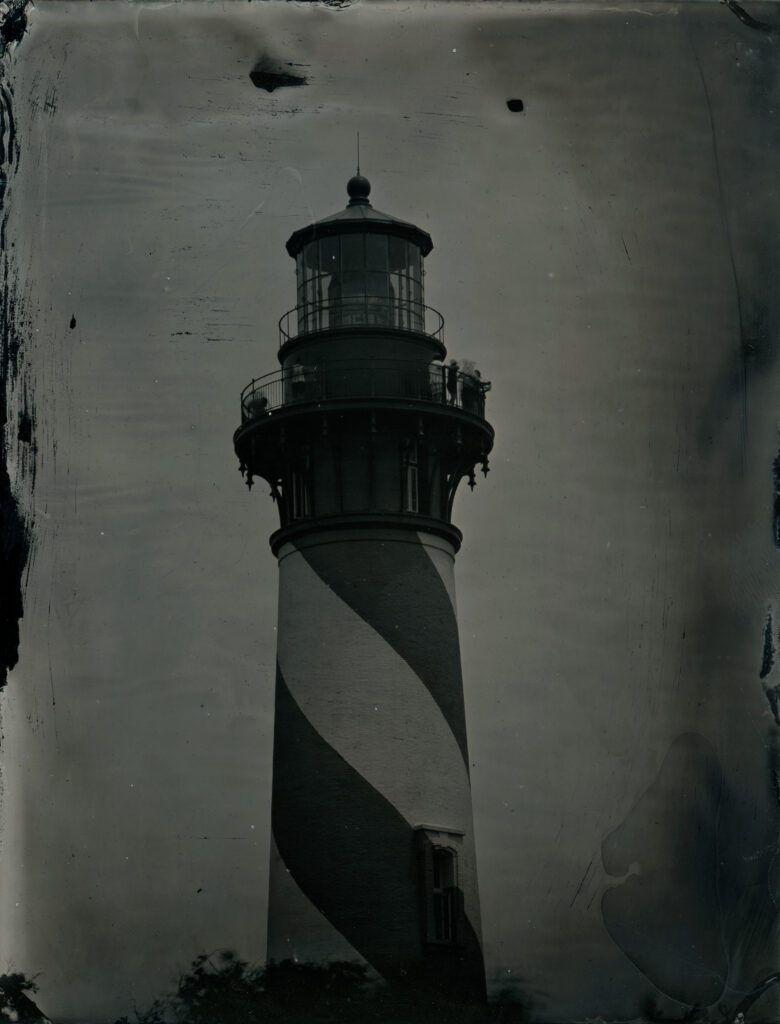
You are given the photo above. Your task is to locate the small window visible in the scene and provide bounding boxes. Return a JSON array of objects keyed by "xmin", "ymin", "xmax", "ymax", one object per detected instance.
[
  {"xmin": 432, "ymin": 848, "xmax": 458, "ymax": 943},
  {"xmin": 415, "ymin": 828, "xmax": 463, "ymax": 947},
  {"xmin": 291, "ymin": 470, "xmax": 310, "ymax": 520},
  {"xmin": 404, "ymin": 441, "xmax": 419, "ymax": 513}
]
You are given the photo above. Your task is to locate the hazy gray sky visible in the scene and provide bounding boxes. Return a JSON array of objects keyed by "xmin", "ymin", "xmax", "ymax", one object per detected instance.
[{"xmin": 1, "ymin": 2, "xmax": 779, "ymax": 1020}]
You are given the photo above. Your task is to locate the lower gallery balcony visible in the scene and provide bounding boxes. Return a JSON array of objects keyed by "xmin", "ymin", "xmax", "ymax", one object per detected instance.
[{"xmin": 239, "ymin": 359, "xmax": 491, "ymax": 424}]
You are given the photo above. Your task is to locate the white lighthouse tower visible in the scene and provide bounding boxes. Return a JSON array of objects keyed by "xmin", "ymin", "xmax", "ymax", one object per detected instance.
[{"xmin": 234, "ymin": 174, "xmax": 494, "ymax": 1006}]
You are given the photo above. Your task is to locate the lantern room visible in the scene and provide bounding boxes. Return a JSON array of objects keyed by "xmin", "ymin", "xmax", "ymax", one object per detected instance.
[
  {"xmin": 235, "ymin": 171, "xmax": 494, "ymax": 547},
  {"xmin": 284, "ymin": 175, "xmax": 434, "ymax": 339}
]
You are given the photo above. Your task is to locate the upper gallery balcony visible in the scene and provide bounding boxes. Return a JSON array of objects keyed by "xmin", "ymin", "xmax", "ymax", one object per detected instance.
[{"xmin": 278, "ymin": 296, "xmax": 444, "ymax": 347}]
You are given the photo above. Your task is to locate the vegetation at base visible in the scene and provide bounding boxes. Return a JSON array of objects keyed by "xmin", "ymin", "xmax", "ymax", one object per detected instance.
[
  {"xmin": 112, "ymin": 952, "xmax": 533, "ymax": 1024},
  {"xmin": 0, "ymin": 954, "xmax": 532, "ymax": 1024},
  {"xmin": 0, "ymin": 972, "xmax": 49, "ymax": 1023},
  {"xmin": 6, "ymin": 959, "xmax": 779, "ymax": 1023}
]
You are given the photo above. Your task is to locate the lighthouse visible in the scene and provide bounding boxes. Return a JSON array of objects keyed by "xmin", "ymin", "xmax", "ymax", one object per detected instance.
[{"xmin": 233, "ymin": 173, "xmax": 494, "ymax": 1005}]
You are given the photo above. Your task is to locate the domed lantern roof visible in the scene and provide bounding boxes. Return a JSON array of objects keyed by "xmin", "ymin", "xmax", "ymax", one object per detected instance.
[{"xmin": 285, "ymin": 175, "xmax": 433, "ymax": 258}]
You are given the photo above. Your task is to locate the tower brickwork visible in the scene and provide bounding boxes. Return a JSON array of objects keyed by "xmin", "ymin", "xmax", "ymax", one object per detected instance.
[{"xmin": 234, "ymin": 175, "xmax": 494, "ymax": 1004}]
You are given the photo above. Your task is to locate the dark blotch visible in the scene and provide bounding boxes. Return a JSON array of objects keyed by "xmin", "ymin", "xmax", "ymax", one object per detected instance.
[
  {"xmin": 506, "ymin": 99, "xmax": 524, "ymax": 112},
  {"xmin": 69, "ymin": 314, "xmax": 76, "ymax": 329},
  {"xmin": 766, "ymin": 685, "xmax": 780, "ymax": 726},
  {"xmin": 0, "ymin": 3, "xmax": 27, "ymax": 48},
  {"xmin": 16, "ymin": 409, "xmax": 31, "ymax": 445},
  {"xmin": 250, "ymin": 63, "xmax": 307, "ymax": 92},
  {"xmin": 723, "ymin": 0, "xmax": 780, "ymax": 34},
  {"xmin": 773, "ymin": 441, "xmax": 780, "ymax": 547},
  {"xmin": 0, "ymin": 13, "xmax": 32, "ymax": 688},
  {"xmin": 760, "ymin": 608, "xmax": 775, "ymax": 679},
  {"xmin": 0, "ymin": 482, "xmax": 29, "ymax": 687}
]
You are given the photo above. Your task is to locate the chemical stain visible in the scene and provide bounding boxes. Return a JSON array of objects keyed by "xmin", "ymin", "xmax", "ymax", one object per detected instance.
[
  {"xmin": 0, "ymin": 1, "xmax": 33, "ymax": 688},
  {"xmin": 601, "ymin": 733, "xmax": 726, "ymax": 1007}
]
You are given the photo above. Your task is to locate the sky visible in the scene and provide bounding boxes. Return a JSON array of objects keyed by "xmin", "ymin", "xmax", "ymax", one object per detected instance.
[{"xmin": 1, "ymin": 1, "xmax": 779, "ymax": 1021}]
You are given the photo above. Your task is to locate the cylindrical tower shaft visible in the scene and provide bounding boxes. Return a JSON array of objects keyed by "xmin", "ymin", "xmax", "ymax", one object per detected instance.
[{"xmin": 267, "ymin": 527, "xmax": 484, "ymax": 1001}]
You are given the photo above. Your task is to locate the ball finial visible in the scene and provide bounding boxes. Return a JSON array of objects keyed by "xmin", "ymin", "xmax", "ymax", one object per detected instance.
[{"xmin": 347, "ymin": 174, "xmax": 371, "ymax": 205}]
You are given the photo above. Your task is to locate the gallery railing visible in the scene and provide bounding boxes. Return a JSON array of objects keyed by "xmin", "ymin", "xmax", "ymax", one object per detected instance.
[
  {"xmin": 240, "ymin": 359, "xmax": 489, "ymax": 424},
  {"xmin": 278, "ymin": 297, "xmax": 445, "ymax": 346}
]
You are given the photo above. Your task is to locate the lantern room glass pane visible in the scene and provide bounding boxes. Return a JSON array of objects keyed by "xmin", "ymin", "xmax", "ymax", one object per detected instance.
[
  {"xmin": 408, "ymin": 244, "xmax": 422, "ymax": 283},
  {"xmin": 320, "ymin": 235, "xmax": 339, "ymax": 272},
  {"xmin": 388, "ymin": 235, "xmax": 406, "ymax": 272},
  {"xmin": 335, "ymin": 270, "xmax": 365, "ymax": 326},
  {"xmin": 292, "ymin": 230, "xmax": 426, "ymax": 335},
  {"xmin": 340, "ymin": 270, "xmax": 366, "ymax": 296},
  {"xmin": 305, "ymin": 277, "xmax": 317, "ymax": 323},
  {"xmin": 303, "ymin": 241, "xmax": 318, "ymax": 270},
  {"xmin": 318, "ymin": 236, "xmax": 339, "ymax": 325},
  {"xmin": 366, "ymin": 233, "xmax": 388, "ymax": 271},
  {"xmin": 366, "ymin": 271, "xmax": 390, "ymax": 326},
  {"xmin": 341, "ymin": 234, "xmax": 364, "ymax": 270},
  {"xmin": 366, "ymin": 271, "xmax": 389, "ymax": 299}
]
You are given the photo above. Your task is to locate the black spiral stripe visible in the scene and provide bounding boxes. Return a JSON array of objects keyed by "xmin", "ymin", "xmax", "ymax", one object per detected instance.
[
  {"xmin": 271, "ymin": 664, "xmax": 485, "ymax": 1002},
  {"xmin": 299, "ymin": 538, "xmax": 470, "ymax": 768}
]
